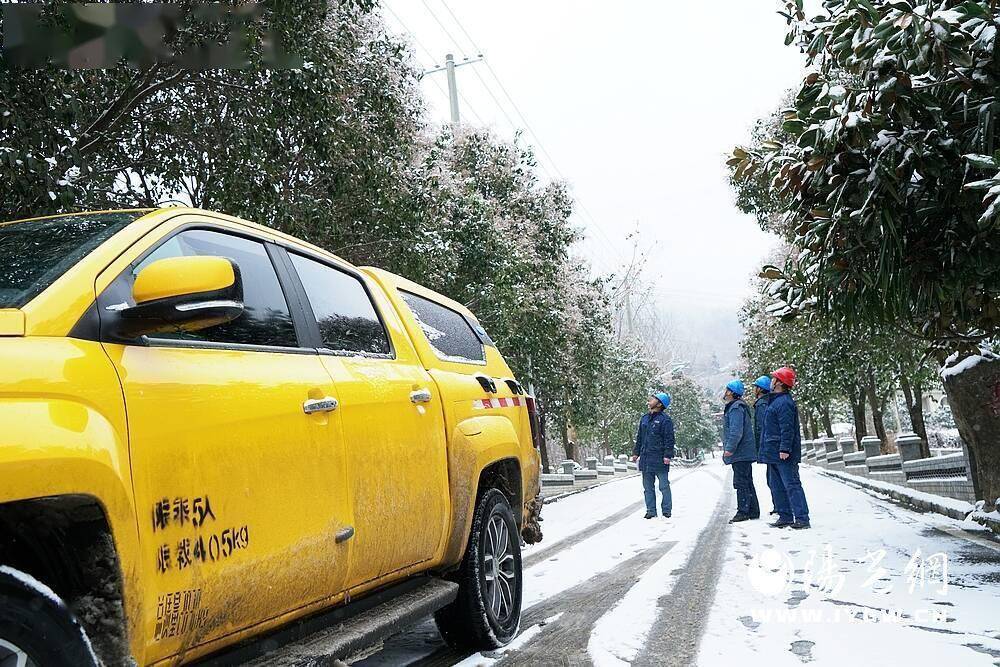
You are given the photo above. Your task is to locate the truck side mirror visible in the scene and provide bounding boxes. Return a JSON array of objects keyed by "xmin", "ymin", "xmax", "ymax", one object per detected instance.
[{"xmin": 114, "ymin": 256, "xmax": 244, "ymax": 338}]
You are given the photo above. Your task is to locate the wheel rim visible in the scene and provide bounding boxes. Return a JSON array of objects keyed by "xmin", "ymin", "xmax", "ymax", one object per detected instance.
[
  {"xmin": 0, "ymin": 639, "xmax": 37, "ymax": 667},
  {"xmin": 483, "ymin": 513, "xmax": 517, "ymax": 624}
]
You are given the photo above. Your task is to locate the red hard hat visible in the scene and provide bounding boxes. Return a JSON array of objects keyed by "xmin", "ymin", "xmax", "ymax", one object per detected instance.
[{"xmin": 772, "ymin": 367, "xmax": 797, "ymax": 389}]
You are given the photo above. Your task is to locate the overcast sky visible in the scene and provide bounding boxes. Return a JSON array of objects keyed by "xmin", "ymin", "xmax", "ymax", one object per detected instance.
[{"xmin": 384, "ymin": 0, "xmax": 806, "ymax": 317}]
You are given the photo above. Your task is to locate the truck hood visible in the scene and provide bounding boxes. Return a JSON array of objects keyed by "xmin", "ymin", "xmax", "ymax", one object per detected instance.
[{"xmin": 0, "ymin": 310, "xmax": 25, "ymax": 336}]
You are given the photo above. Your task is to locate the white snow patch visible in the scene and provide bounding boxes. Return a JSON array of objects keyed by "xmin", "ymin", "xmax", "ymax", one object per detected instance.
[
  {"xmin": 523, "ymin": 476, "xmax": 645, "ymax": 552},
  {"xmin": 940, "ymin": 349, "xmax": 998, "ymax": 379}
]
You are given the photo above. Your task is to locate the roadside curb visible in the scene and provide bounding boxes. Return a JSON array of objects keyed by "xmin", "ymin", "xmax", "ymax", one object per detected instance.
[
  {"xmin": 970, "ymin": 510, "xmax": 1000, "ymax": 534},
  {"xmin": 815, "ymin": 468, "xmax": 1000, "ymax": 535}
]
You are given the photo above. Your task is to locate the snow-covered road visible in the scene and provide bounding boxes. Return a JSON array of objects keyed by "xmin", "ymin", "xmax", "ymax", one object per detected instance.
[
  {"xmin": 355, "ymin": 460, "xmax": 1000, "ymax": 666},
  {"xmin": 699, "ymin": 464, "xmax": 1000, "ymax": 666}
]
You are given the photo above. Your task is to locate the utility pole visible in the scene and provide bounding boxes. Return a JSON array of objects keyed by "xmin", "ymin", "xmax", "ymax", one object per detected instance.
[
  {"xmin": 624, "ymin": 289, "xmax": 635, "ymax": 339},
  {"xmin": 445, "ymin": 54, "xmax": 460, "ymax": 124},
  {"xmin": 423, "ymin": 53, "xmax": 484, "ymax": 127}
]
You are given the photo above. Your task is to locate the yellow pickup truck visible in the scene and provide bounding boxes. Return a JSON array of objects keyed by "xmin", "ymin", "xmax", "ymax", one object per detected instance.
[{"xmin": 0, "ymin": 208, "xmax": 543, "ymax": 666}]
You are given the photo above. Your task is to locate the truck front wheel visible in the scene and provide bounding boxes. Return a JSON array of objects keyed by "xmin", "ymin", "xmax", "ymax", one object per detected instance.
[
  {"xmin": 0, "ymin": 567, "xmax": 98, "ymax": 667},
  {"xmin": 435, "ymin": 488, "xmax": 523, "ymax": 649}
]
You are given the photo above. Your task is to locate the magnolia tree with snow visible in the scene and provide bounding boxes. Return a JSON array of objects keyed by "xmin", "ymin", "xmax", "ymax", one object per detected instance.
[
  {"xmin": 731, "ymin": 0, "xmax": 1000, "ymax": 501},
  {"xmin": 740, "ymin": 268, "xmax": 937, "ymax": 453}
]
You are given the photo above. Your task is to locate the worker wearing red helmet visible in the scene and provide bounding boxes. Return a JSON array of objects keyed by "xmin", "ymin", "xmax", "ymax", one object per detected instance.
[{"xmin": 757, "ymin": 366, "xmax": 811, "ymax": 529}]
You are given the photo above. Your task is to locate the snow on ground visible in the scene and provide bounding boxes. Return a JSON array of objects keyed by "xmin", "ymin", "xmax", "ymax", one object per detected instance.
[
  {"xmin": 522, "ymin": 464, "xmax": 726, "ymax": 609},
  {"xmin": 525, "ymin": 475, "xmax": 647, "ymax": 550},
  {"xmin": 822, "ymin": 466, "xmax": 976, "ymax": 518},
  {"xmin": 587, "ymin": 461, "xmax": 729, "ymax": 665},
  {"xmin": 698, "ymin": 464, "xmax": 1000, "ymax": 666}
]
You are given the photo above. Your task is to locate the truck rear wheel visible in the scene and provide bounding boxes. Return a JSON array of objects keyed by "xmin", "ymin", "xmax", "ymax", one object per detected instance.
[
  {"xmin": 0, "ymin": 567, "xmax": 98, "ymax": 667},
  {"xmin": 435, "ymin": 488, "xmax": 522, "ymax": 649}
]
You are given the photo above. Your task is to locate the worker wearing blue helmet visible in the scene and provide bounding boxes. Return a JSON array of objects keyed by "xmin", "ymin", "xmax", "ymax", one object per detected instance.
[
  {"xmin": 632, "ymin": 391, "xmax": 676, "ymax": 519},
  {"xmin": 752, "ymin": 376, "xmax": 772, "ymax": 451},
  {"xmin": 752, "ymin": 375, "xmax": 777, "ymax": 516},
  {"xmin": 722, "ymin": 380, "xmax": 759, "ymax": 522}
]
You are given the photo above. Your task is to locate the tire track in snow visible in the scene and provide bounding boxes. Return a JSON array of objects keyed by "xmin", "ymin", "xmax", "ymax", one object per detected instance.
[
  {"xmin": 375, "ymin": 467, "xmax": 705, "ymax": 667},
  {"xmin": 493, "ymin": 540, "xmax": 680, "ymax": 666},
  {"xmin": 633, "ymin": 475, "xmax": 734, "ymax": 666}
]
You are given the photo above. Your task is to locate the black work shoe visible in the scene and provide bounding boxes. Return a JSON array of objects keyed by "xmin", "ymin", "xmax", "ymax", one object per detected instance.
[
  {"xmin": 663, "ymin": 512, "xmax": 672, "ymax": 518},
  {"xmin": 749, "ymin": 514, "xmax": 761, "ymax": 520},
  {"xmin": 769, "ymin": 520, "xmax": 793, "ymax": 528},
  {"xmin": 644, "ymin": 512, "xmax": 656, "ymax": 519},
  {"xmin": 729, "ymin": 513, "xmax": 751, "ymax": 523},
  {"xmin": 790, "ymin": 521, "xmax": 811, "ymax": 530}
]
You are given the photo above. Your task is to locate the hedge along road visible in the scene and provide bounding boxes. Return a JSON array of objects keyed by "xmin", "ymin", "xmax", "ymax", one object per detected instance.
[{"xmin": 354, "ymin": 461, "xmax": 732, "ymax": 667}]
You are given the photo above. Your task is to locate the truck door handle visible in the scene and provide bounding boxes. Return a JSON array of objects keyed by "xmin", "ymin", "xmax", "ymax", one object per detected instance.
[
  {"xmin": 303, "ymin": 397, "xmax": 339, "ymax": 414},
  {"xmin": 335, "ymin": 526, "xmax": 355, "ymax": 544},
  {"xmin": 410, "ymin": 388, "xmax": 433, "ymax": 404}
]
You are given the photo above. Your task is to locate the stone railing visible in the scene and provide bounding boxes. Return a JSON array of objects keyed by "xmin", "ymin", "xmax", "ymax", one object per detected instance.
[
  {"xmin": 540, "ymin": 454, "xmax": 639, "ymax": 497},
  {"xmin": 902, "ymin": 452, "xmax": 976, "ymax": 503},
  {"xmin": 814, "ymin": 437, "xmax": 831, "ymax": 467},
  {"xmin": 864, "ymin": 453, "xmax": 905, "ymax": 485},
  {"xmin": 673, "ymin": 457, "xmax": 704, "ymax": 468},
  {"xmin": 843, "ymin": 450, "xmax": 867, "ymax": 474},
  {"xmin": 802, "ymin": 432, "xmax": 976, "ymax": 504},
  {"xmin": 826, "ymin": 436, "xmax": 852, "ymax": 473},
  {"xmin": 802, "ymin": 439, "xmax": 815, "ymax": 461},
  {"xmin": 930, "ymin": 447, "xmax": 963, "ymax": 458}
]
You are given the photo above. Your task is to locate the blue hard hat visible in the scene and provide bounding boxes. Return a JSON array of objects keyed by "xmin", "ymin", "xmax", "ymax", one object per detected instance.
[
  {"xmin": 726, "ymin": 380, "xmax": 745, "ymax": 397},
  {"xmin": 754, "ymin": 376, "xmax": 772, "ymax": 392},
  {"xmin": 653, "ymin": 392, "xmax": 671, "ymax": 409}
]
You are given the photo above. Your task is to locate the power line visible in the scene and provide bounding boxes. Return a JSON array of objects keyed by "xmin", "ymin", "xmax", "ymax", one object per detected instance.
[
  {"xmin": 419, "ymin": 0, "xmax": 471, "ymax": 59},
  {"xmin": 384, "ymin": 4, "xmax": 437, "ymax": 62},
  {"xmin": 395, "ymin": 1, "xmax": 628, "ymax": 277},
  {"xmin": 384, "ymin": 4, "xmax": 487, "ymax": 126},
  {"xmin": 415, "ymin": 0, "xmax": 520, "ymax": 136},
  {"xmin": 438, "ymin": 0, "xmax": 483, "ymax": 54},
  {"xmin": 433, "ymin": 0, "xmax": 630, "ymax": 269}
]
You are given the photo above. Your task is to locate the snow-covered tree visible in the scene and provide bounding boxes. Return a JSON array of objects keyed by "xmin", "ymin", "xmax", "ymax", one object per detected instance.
[
  {"xmin": 730, "ymin": 1, "xmax": 1000, "ymax": 492},
  {"xmin": 664, "ymin": 374, "xmax": 718, "ymax": 459}
]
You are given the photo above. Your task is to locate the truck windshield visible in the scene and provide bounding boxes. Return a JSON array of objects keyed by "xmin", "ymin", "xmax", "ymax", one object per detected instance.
[{"xmin": 0, "ymin": 212, "xmax": 142, "ymax": 308}]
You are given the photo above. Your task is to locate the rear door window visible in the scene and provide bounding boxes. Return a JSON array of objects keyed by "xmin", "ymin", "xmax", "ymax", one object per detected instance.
[
  {"xmin": 289, "ymin": 253, "xmax": 392, "ymax": 357},
  {"xmin": 399, "ymin": 290, "xmax": 485, "ymax": 364}
]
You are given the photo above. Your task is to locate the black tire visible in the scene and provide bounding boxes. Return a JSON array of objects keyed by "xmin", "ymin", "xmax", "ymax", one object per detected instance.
[
  {"xmin": 0, "ymin": 567, "xmax": 98, "ymax": 667},
  {"xmin": 435, "ymin": 488, "xmax": 522, "ymax": 650}
]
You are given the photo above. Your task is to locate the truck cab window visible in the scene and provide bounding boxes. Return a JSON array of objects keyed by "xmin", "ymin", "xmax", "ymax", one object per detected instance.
[
  {"xmin": 133, "ymin": 229, "xmax": 297, "ymax": 348},
  {"xmin": 289, "ymin": 253, "xmax": 391, "ymax": 356},
  {"xmin": 399, "ymin": 290, "xmax": 485, "ymax": 364}
]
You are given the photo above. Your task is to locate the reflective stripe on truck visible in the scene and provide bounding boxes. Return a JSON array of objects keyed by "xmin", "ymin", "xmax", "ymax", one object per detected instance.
[{"xmin": 472, "ymin": 397, "xmax": 526, "ymax": 409}]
